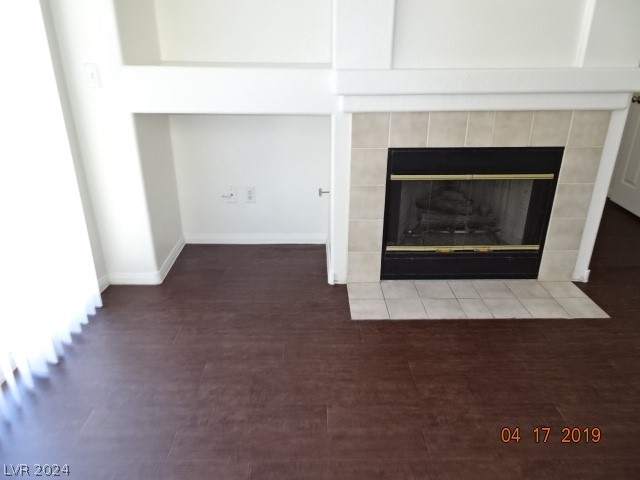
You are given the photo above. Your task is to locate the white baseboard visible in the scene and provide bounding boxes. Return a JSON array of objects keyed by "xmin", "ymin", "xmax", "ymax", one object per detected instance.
[
  {"xmin": 108, "ymin": 272, "xmax": 163, "ymax": 285},
  {"xmin": 158, "ymin": 237, "xmax": 185, "ymax": 282},
  {"xmin": 97, "ymin": 275, "xmax": 109, "ymax": 292},
  {"xmin": 108, "ymin": 237, "xmax": 185, "ymax": 285},
  {"xmin": 572, "ymin": 269, "xmax": 591, "ymax": 283},
  {"xmin": 184, "ymin": 234, "xmax": 327, "ymax": 244},
  {"xmin": 107, "ymin": 235, "xmax": 330, "ymax": 286}
]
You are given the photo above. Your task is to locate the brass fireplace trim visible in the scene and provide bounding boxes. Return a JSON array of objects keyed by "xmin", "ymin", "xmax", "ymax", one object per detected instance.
[
  {"xmin": 386, "ymin": 245, "xmax": 540, "ymax": 253},
  {"xmin": 390, "ymin": 174, "xmax": 555, "ymax": 181}
]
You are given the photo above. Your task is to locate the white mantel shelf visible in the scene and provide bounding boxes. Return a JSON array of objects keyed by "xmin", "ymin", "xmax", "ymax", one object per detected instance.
[
  {"xmin": 334, "ymin": 68, "xmax": 640, "ymax": 96},
  {"xmin": 116, "ymin": 66, "xmax": 640, "ymax": 116},
  {"xmin": 119, "ymin": 65, "xmax": 335, "ymax": 114}
]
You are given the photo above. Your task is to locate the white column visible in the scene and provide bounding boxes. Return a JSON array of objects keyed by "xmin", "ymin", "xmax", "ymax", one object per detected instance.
[
  {"xmin": 330, "ymin": 113, "xmax": 352, "ymax": 283},
  {"xmin": 573, "ymin": 105, "xmax": 631, "ymax": 281}
]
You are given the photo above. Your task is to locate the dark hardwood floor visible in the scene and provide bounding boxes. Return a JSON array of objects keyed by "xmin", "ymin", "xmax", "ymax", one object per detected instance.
[{"xmin": 1, "ymin": 200, "xmax": 639, "ymax": 479}]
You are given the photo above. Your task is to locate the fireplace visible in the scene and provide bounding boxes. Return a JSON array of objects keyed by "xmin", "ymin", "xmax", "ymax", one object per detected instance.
[
  {"xmin": 346, "ymin": 110, "xmax": 611, "ymax": 284},
  {"xmin": 381, "ymin": 147, "xmax": 563, "ymax": 279}
]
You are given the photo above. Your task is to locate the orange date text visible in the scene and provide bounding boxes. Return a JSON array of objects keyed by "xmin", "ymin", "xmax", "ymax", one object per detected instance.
[{"xmin": 500, "ymin": 427, "xmax": 601, "ymax": 443}]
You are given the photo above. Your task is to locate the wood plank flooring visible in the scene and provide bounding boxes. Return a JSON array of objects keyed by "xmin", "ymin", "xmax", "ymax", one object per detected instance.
[{"xmin": 1, "ymin": 200, "xmax": 640, "ymax": 479}]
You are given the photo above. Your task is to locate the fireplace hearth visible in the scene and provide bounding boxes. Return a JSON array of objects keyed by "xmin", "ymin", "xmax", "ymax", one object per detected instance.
[{"xmin": 381, "ymin": 147, "xmax": 563, "ymax": 279}]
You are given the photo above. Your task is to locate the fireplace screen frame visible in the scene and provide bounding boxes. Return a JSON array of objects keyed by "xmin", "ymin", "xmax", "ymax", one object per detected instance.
[{"xmin": 380, "ymin": 147, "xmax": 563, "ymax": 280}]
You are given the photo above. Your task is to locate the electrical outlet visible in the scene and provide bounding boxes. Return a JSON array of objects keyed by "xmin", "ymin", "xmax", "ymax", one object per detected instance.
[
  {"xmin": 245, "ymin": 186, "xmax": 256, "ymax": 203},
  {"xmin": 222, "ymin": 186, "xmax": 237, "ymax": 203}
]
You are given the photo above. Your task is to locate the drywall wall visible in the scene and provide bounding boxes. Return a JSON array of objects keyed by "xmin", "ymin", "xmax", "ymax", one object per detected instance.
[
  {"xmin": 40, "ymin": 0, "xmax": 108, "ymax": 287},
  {"xmin": 42, "ymin": 0, "xmax": 640, "ymax": 286},
  {"xmin": 170, "ymin": 115, "xmax": 331, "ymax": 243},
  {"xmin": 153, "ymin": 0, "xmax": 332, "ymax": 64},
  {"xmin": 582, "ymin": 0, "xmax": 640, "ymax": 67},
  {"xmin": 393, "ymin": 0, "xmax": 587, "ymax": 68},
  {"xmin": 113, "ymin": 0, "xmax": 161, "ymax": 64},
  {"xmin": 334, "ymin": 0, "xmax": 395, "ymax": 69},
  {"xmin": 47, "ymin": 0, "xmax": 160, "ymax": 284},
  {"xmin": 134, "ymin": 115, "xmax": 183, "ymax": 270}
]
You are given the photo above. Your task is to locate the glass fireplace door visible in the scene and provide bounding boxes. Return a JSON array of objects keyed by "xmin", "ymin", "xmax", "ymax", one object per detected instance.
[
  {"xmin": 380, "ymin": 147, "xmax": 563, "ymax": 280},
  {"xmin": 386, "ymin": 174, "xmax": 554, "ymax": 254}
]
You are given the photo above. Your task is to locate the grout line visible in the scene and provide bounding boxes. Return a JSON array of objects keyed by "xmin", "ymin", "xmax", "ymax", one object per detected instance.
[
  {"xmin": 350, "ymin": 147, "xmax": 389, "ymax": 150},
  {"xmin": 383, "ymin": 299, "xmax": 391, "ymax": 320},
  {"xmin": 528, "ymin": 111, "xmax": 536, "ymax": 146},
  {"xmin": 489, "ymin": 111, "xmax": 497, "ymax": 146},
  {"xmin": 565, "ymin": 110, "xmax": 576, "ymax": 147},
  {"xmin": 424, "ymin": 111, "xmax": 430, "ymax": 148},
  {"xmin": 519, "ymin": 298, "xmax": 536, "ymax": 318},
  {"xmin": 464, "ymin": 111, "xmax": 470, "ymax": 147},
  {"xmin": 419, "ymin": 297, "xmax": 429, "ymax": 320},
  {"xmin": 479, "ymin": 298, "xmax": 495, "ymax": 319},
  {"xmin": 425, "ymin": 112, "xmax": 431, "ymax": 147},
  {"xmin": 504, "ymin": 281, "xmax": 519, "ymax": 298}
]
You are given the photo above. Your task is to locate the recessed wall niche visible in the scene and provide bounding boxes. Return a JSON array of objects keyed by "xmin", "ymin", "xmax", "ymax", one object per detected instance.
[
  {"xmin": 114, "ymin": 0, "xmax": 332, "ymax": 65},
  {"xmin": 134, "ymin": 114, "xmax": 331, "ymax": 245}
]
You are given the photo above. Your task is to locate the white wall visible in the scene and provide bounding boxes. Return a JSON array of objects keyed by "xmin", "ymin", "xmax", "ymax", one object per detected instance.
[
  {"xmin": 334, "ymin": 0, "xmax": 395, "ymax": 69},
  {"xmin": 40, "ymin": 0, "xmax": 108, "ymax": 288},
  {"xmin": 582, "ymin": 0, "xmax": 640, "ymax": 67},
  {"xmin": 393, "ymin": 0, "xmax": 588, "ymax": 68},
  {"xmin": 113, "ymin": 0, "xmax": 161, "ymax": 65},
  {"xmin": 170, "ymin": 115, "xmax": 331, "ymax": 243},
  {"xmin": 134, "ymin": 115, "xmax": 184, "ymax": 272},
  {"xmin": 1, "ymin": 0, "xmax": 101, "ymax": 299},
  {"xmin": 44, "ymin": 0, "xmax": 640, "ymax": 286},
  {"xmin": 153, "ymin": 0, "xmax": 332, "ymax": 64},
  {"xmin": 48, "ymin": 0, "xmax": 160, "ymax": 284}
]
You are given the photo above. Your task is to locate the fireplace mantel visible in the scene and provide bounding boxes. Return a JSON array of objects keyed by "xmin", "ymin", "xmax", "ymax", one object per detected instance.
[{"xmin": 335, "ymin": 68, "xmax": 640, "ymax": 96}]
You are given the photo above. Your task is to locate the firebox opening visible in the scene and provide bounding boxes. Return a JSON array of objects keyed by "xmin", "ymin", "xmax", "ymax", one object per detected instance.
[{"xmin": 381, "ymin": 147, "xmax": 563, "ymax": 280}]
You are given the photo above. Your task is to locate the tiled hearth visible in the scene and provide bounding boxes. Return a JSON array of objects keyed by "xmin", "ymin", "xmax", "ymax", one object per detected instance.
[
  {"xmin": 348, "ymin": 279, "xmax": 609, "ymax": 320},
  {"xmin": 347, "ymin": 110, "xmax": 612, "ymax": 283}
]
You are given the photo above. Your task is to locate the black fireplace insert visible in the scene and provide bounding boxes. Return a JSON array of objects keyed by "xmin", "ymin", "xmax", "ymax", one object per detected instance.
[{"xmin": 381, "ymin": 147, "xmax": 563, "ymax": 280}]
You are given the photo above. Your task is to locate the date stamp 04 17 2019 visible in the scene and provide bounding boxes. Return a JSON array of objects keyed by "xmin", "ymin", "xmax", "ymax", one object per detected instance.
[
  {"xmin": 3, "ymin": 464, "xmax": 70, "ymax": 477},
  {"xmin": 501, "ymin": 427, "xmax": 602, "ymax": 444}
]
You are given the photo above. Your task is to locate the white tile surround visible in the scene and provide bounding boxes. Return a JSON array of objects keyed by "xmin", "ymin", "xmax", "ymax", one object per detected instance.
[
  {"xmin": 347, "ymin": 110, "xmax": 612, "ymax": 284},
  {"xmin": 348, "ymin": 280, "xmax": 609, "ymax": 320}
]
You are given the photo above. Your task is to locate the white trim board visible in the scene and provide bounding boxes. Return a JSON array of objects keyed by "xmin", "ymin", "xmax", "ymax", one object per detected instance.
[
  {"xmin": 108, "ymin": 238, "xmax": 185, "ymax": 285},
  {"xmin": 335, "ymin": 68, "xmax": 640, "ymax": 96},
  {"xmin": 158, "ymin": 238, "xmax": 185, "ymax": 282},
  {"xmin": 184, "ymin": 234, "xmax": 328, "ymax": 244},
  {"xmin": 339, "ymin": 93, "xmax": 631, "ymax": 113},
  {"xmin": 573, "ymin": 107, "xmax": 630, "ymax": 281},
  {"xmin": 326, "ymin": 242, "xmax": 334, "ymax": 285},
  {"xmin": 97, "ymin": 275, "xmax": 109, "ymax": 292},
  {"xmin": 108, "ymin": 272, "xmax": 164, "ymax": 285}
]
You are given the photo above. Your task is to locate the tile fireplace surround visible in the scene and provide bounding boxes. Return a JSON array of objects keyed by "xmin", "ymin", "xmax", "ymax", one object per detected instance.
[{"xmin": 346, "ymin": 110, "xmax": 612, "ymax": 320}]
